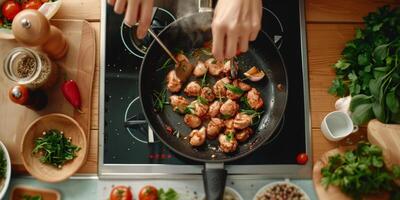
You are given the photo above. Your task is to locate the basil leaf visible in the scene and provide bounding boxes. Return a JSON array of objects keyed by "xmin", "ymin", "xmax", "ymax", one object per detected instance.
[
  {"xmin": 386, "ymin": 91, "xmax": 400, "ymax": 113},
  {"xmin": 349, "ymin": 94, "xmax": 372, "ymax": 112},
  {"xmin": 224, "ymin": 83, "xmax": 244, "ymax": 95},
  {"xmin": 373, "ymin": 44, "xmax": 390, "ymax": 62},
  {"xmin": 369, "ymin": 79, "xmax": 380, "ymax": 98},
  {"xmin": 334, "ymin": 59, "xmax": 351, "ymax": 70},
  {"xmin": 351, "ymin": 103, "xmax": 374, "ymax": 125},
  {"xmin": 372, "ymin": 101, "xmax": 387, "ymax": 122},
  {"xmin": 197, "ymin": 96, "xmax": 208, "ymax": 105},
  {"xmin": 357, "ymin": 53, "xmax": 369, "ymax": 66}
]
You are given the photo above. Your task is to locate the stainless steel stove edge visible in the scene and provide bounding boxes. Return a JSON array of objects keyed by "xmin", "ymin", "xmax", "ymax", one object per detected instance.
[{"xmin": 99, "ymin": 0, "xmax": 313, "ymax": 179}]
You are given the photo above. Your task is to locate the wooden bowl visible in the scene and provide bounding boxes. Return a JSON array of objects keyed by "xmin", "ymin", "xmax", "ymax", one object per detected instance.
[
  {"xmin": 10, "ymin": 185, "xmax": 61, "ymax": 200},
  {"xmin": 20, "ymin": 113, "xmax": 88, "ymax": 183}
]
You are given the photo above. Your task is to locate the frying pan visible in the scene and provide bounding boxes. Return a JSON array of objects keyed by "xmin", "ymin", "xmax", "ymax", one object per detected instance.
[{"xmin": 139, "ymin": 11, "xmax": 288, "ymax": 200}]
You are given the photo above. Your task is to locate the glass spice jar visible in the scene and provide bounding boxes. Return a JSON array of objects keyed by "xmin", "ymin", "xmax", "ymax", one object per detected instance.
[{"xmin": 3, "ymin": 47, "xmax": 58, "ymax": 90}]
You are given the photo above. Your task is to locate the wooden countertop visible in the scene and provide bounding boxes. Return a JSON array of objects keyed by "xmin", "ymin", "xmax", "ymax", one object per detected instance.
[{"xmin": 14, "ymin": 0, "xmax": 400, "ymax": 174}]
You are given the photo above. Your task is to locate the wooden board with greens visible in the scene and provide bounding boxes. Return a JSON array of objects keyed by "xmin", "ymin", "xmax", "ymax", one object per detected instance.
[
  {"xmin": 321, "ymin": 142, "xmax": 400, "ymax": 199},
  {"xmin": 328, "ymin": 6, "xmax": 400, "ymax": 125},
  {"xmin": 21, "ymin": 195, "xmax": 43, "ymax": 200},
  {"xmin": 32, "ymin": 129, "xmax": 80, "ymax": 168}
]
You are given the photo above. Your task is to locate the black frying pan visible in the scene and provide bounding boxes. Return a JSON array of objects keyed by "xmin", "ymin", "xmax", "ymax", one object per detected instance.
[{"xmin": 139, "ymin": 12, "xmax": 288, "ymax": 200}]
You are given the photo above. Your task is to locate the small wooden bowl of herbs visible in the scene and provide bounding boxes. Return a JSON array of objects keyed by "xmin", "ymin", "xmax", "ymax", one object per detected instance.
[{"xmin": 20, "ymin": 113, "xmax": 87, "ymax": 183}]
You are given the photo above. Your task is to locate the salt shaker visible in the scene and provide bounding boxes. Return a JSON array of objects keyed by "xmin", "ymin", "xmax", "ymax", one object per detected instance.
[{"xmin": 12, "ymin": 9, "xmax": 68, "ymax": 60}]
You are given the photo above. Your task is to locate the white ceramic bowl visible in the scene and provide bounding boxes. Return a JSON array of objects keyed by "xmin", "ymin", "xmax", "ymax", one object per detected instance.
[
  {"xmin": 0, "ymin": 141, "xmax": 12, "ymax": 199},
  {"xmin": 0, "ymin": 0, "xmax": 63, "ymax": 39},
  {"xmin": 201, "ymin": 187, "xmax": 244, "ymax": 200},
  {"xmin": 253, "ymin": 181, "xmax": 310, "ymax": 200}
]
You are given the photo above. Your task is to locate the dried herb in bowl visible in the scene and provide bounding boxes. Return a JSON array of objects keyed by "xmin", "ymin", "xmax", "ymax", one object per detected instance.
[
  {"xmin": 32, "ymin": 129, "xmax": 81, "ymax": 168},
  {"xmin": 0, "ymin": 148, "xmax": 7, "ymax": 179}
]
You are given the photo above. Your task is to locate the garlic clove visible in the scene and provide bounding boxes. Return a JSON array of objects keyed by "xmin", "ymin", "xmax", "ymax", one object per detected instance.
[{"xmin": 244, "ymin": 66, "xmax": 265, "ymax": 82}]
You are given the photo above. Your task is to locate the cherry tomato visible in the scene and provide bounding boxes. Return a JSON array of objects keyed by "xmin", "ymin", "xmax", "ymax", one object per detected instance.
[
  {"xmin": 22, "ymin": 0, "xmax": 43, "ymax": 10},
  {"xmin": 138, "ymin": 185, "xmax": 158, "ymax": 200},
  {"xmin": 1, "ymin": 1, "xmax": 21, "ymax": 21},
  {"xmin": 110, "ymin": 186, "xmax": 133, "ymax": 200},
  {"xmin": 296, "ymin": 153, "xmax": 308, "ymax": 165}
]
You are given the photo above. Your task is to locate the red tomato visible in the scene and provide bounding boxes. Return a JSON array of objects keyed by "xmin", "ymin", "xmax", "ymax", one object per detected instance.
[
  {"xmin": 1, "ymin": 1, "xmax": 21, "ymax": 21},
  {"xmin": 22, "ymin": 0, "xmax": 43, "ymax": 10},
  {"xmin": 296, "ymin": 153, "xmax": 308, "ymax": 165},
  {"xmin": 139, "ymin": 185, "xmax": 158, "ymax": 200},
  {"xmin": 110, "ymin": 186, "xmax": 133, "ymax": 200}
]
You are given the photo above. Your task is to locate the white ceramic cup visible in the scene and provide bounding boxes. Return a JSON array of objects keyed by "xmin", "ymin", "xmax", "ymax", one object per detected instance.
[{"xmin": 320, "ymin": 111, "xmax": 359, "ymax": 141}]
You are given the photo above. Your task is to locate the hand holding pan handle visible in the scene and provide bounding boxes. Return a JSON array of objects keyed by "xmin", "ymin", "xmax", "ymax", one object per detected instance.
[{"xmin": 203, "ymin": 163, "xmax": 227, "ymax": 200}]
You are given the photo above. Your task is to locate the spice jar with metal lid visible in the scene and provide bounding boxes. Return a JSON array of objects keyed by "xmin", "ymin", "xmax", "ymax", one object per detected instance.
[
  {"xmin": 3, "ymin": 47, "xmax": 58, "ymax": 90},
  {"xmin": 9, "ymin": 85, "xmax": 48, "ymax": 111}
]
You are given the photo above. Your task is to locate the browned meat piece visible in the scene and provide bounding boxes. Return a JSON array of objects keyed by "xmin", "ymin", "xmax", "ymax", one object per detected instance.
[
  {"xmin": 184, "ymin": 81, "xmax": 202, "ymax": 97},
  {"xmin": 208, "ymin": 101, "xmax": 222, "ymax": 118},
  {"xmin": 189, "ymin": 127, "xmax": 206, "ymax": 147},
  {"xmin": 166, "ymin": 70, "xmax": 182, "ymax": 93},
  {"xmin": 184, "ymin": 114, "xmax": 202, "ymax": 128},
  {"xmin": 218, "ymin": 133, "xmax": 238, "ymax": 153},
  {"xmin": 200, "ymin": 87, "xmax": 215, "ymax": 102},
  {"xmin": 169, "ymin": 95, "xmax": 189, "ymax": 113},
  {"xmin": 206, "ymin": 118, "xmax": 225, "ymax": 139},
  {"xmin": 247, "ymin": 88, "xmax": 264, "ymax": 110},
  {"xmin": 206, "ymin": 58, "xmax": 224, "ymax": 76},
  {"xmin": 233, "ymin": 112, "xmax": 253, "ymax": 129},
  {"xmin": 220, "ymin": 99, "xmax": 239, "ymax": 118},
  {"xmin": 175, "ymin": 53, "xmax": 193, "ymax": 82},
  {"xmin": 188, "ymin": 100, "xmax": 209, "ymax": 117},
  {"xmin": 235, "ymin": 127, "xmax": 253, "ymax": 142},
  {"xmin": 193, "ymin": 61, "xmax": 208, "ymax": 77},
  {"xmin": 213, "ymin": 77, "xmax": 231, "ymax": 98},
  {"xmin": 233, "ymin": 79, "xmax": 251, "ymax": 91},
  {"xmin": 224, "ymin": 119, "xmax": 234, "ymax": 129}
]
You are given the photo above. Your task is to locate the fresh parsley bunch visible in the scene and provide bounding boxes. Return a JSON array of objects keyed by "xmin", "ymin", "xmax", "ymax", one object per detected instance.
[
  {"xmin": 329, "ymin": 6, "xmax": 400, "ymax": 125},
  {"xmin": 321, "ymin": 142, "xmax": 400, "ymax": 200}
]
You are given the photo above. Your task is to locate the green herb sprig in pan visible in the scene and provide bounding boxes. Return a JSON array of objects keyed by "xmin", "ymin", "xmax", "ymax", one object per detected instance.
[
  {"xmin": 32, "ymin": 129, "xmax": 81, "ymax": 168},
  {"xmin": 328, "ymin": 6, "xmax": 400, "ymax": 125},
  {"xmin": 321, "ymin": 142, "xmax": 400, "ymax": 200}
]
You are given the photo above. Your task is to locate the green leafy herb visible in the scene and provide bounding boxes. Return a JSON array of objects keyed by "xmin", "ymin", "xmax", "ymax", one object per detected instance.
[
  {"xmin": 0, "ymin": 148, "xmax": 6, "ymax": 179},
  {"xmin": 241, "ymin": 109, "xmax": 264, "ymax": 124},
  {"xmin": 156, "ymin": 58, "xmax": 172, "ymax": 71},
  {"xmin": 226, "ymin": 132, "xmax": 234, "ymax": 142},
  {"xmin": 22, "ymin": 195, "xmax": 43, "ymax": 200},
  {"xmin": 201, "ymin": 73, "xmax": 208, "ymax": 87},
  {"xmin": 153, "ymin": 89, "xmax": 169, "ymax": 112},
  {"xmin": 321, "ymin": 142, "xmax": 400, "ymax": 199},
  {"xmin": 224, "ymin": 83, "xmax": 244, "ymax": 95},
  {"xmin": 328, "ymin": 6, "xmax": 400, "ymax": 124},
  {"xmin": 201, "ymin": 48, "xmax": 213, "ymax": 56},
  {"xmin": 32, "ymin": 129, "xmax": 81, "ymax": 168},
  {"xmin": 184, "ymin": 106, "xmax": 194, "ymax": 114},
  {"xmin": 221, "ymin": 114, "xmax": 232, "ymax": 119},
  {"xmin": 197, "ymin": 96, "xmax": 208, "ymax": 105},
  {"xmin": 158, "ymin": 188, "xmax": 179, "ymax": 200}
]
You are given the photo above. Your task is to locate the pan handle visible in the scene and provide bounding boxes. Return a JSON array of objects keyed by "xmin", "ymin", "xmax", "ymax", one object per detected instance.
[
  {"xmin": 202, "ymin": 163, "xmax": 227, "ymax": 200},
  {"xmin": 198, "ymin": 0, "xmax": 213, "ymax": 13}
]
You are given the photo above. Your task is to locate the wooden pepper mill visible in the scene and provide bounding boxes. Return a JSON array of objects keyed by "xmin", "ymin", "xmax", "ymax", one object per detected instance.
[{"xmin": 12, "ymin": 9, "xmax": 68, "ymax": 60}]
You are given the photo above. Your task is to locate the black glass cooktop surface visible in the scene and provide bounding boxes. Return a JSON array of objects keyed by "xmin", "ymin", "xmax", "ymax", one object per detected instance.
[{"xmin": 103, "ymin": 0, "xmax": 308, "ymax": 166}]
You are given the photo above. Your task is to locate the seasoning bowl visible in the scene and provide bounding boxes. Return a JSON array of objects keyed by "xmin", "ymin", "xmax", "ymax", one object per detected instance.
[
  {"xmin": 201, "ymin": 187, "xmax": 244, "ymax": 200},
  {"xmin": 10, "ymin": 185, "xmax": 61, "ymax": 200},
  {"xmin": 0, "ymin": 141, "xmax": 12, "ymax": 199},
  {"xmin": 320, "ymin": 111, "xmax": 359, "ymax": 141},
  {"xmin": 20, "ymin": 113, "xmax": 88, "ymax": 183},
  {"xmin": 253, "ymin": 180, "xmax": 310, "ymax": 200},
  {"xmin": 0, "ymin": 0, "xmax": 63, "ymax": 39}
]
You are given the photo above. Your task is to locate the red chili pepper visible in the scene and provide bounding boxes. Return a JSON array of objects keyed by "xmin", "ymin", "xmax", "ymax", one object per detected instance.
[{"xmin": 61, "ymin": 80, "xmax": 82, "ymax": 112}]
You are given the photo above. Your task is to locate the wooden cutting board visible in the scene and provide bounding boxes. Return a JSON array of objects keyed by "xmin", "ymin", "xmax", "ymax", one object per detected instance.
[{"xmin": 0, "ymin": 20, "xmax": 96, "ymax": 165}]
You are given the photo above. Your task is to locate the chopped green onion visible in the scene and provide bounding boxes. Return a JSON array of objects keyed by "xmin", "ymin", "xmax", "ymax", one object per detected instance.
[{"xmin": 224, "ymin": 83, "xmax": 244, "ymax": 95}]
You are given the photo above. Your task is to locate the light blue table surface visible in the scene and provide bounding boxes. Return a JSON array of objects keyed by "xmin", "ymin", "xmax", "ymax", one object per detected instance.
[{"xmin": 4, "ymin": 177, "xmax": 317, "ymax": 200}]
